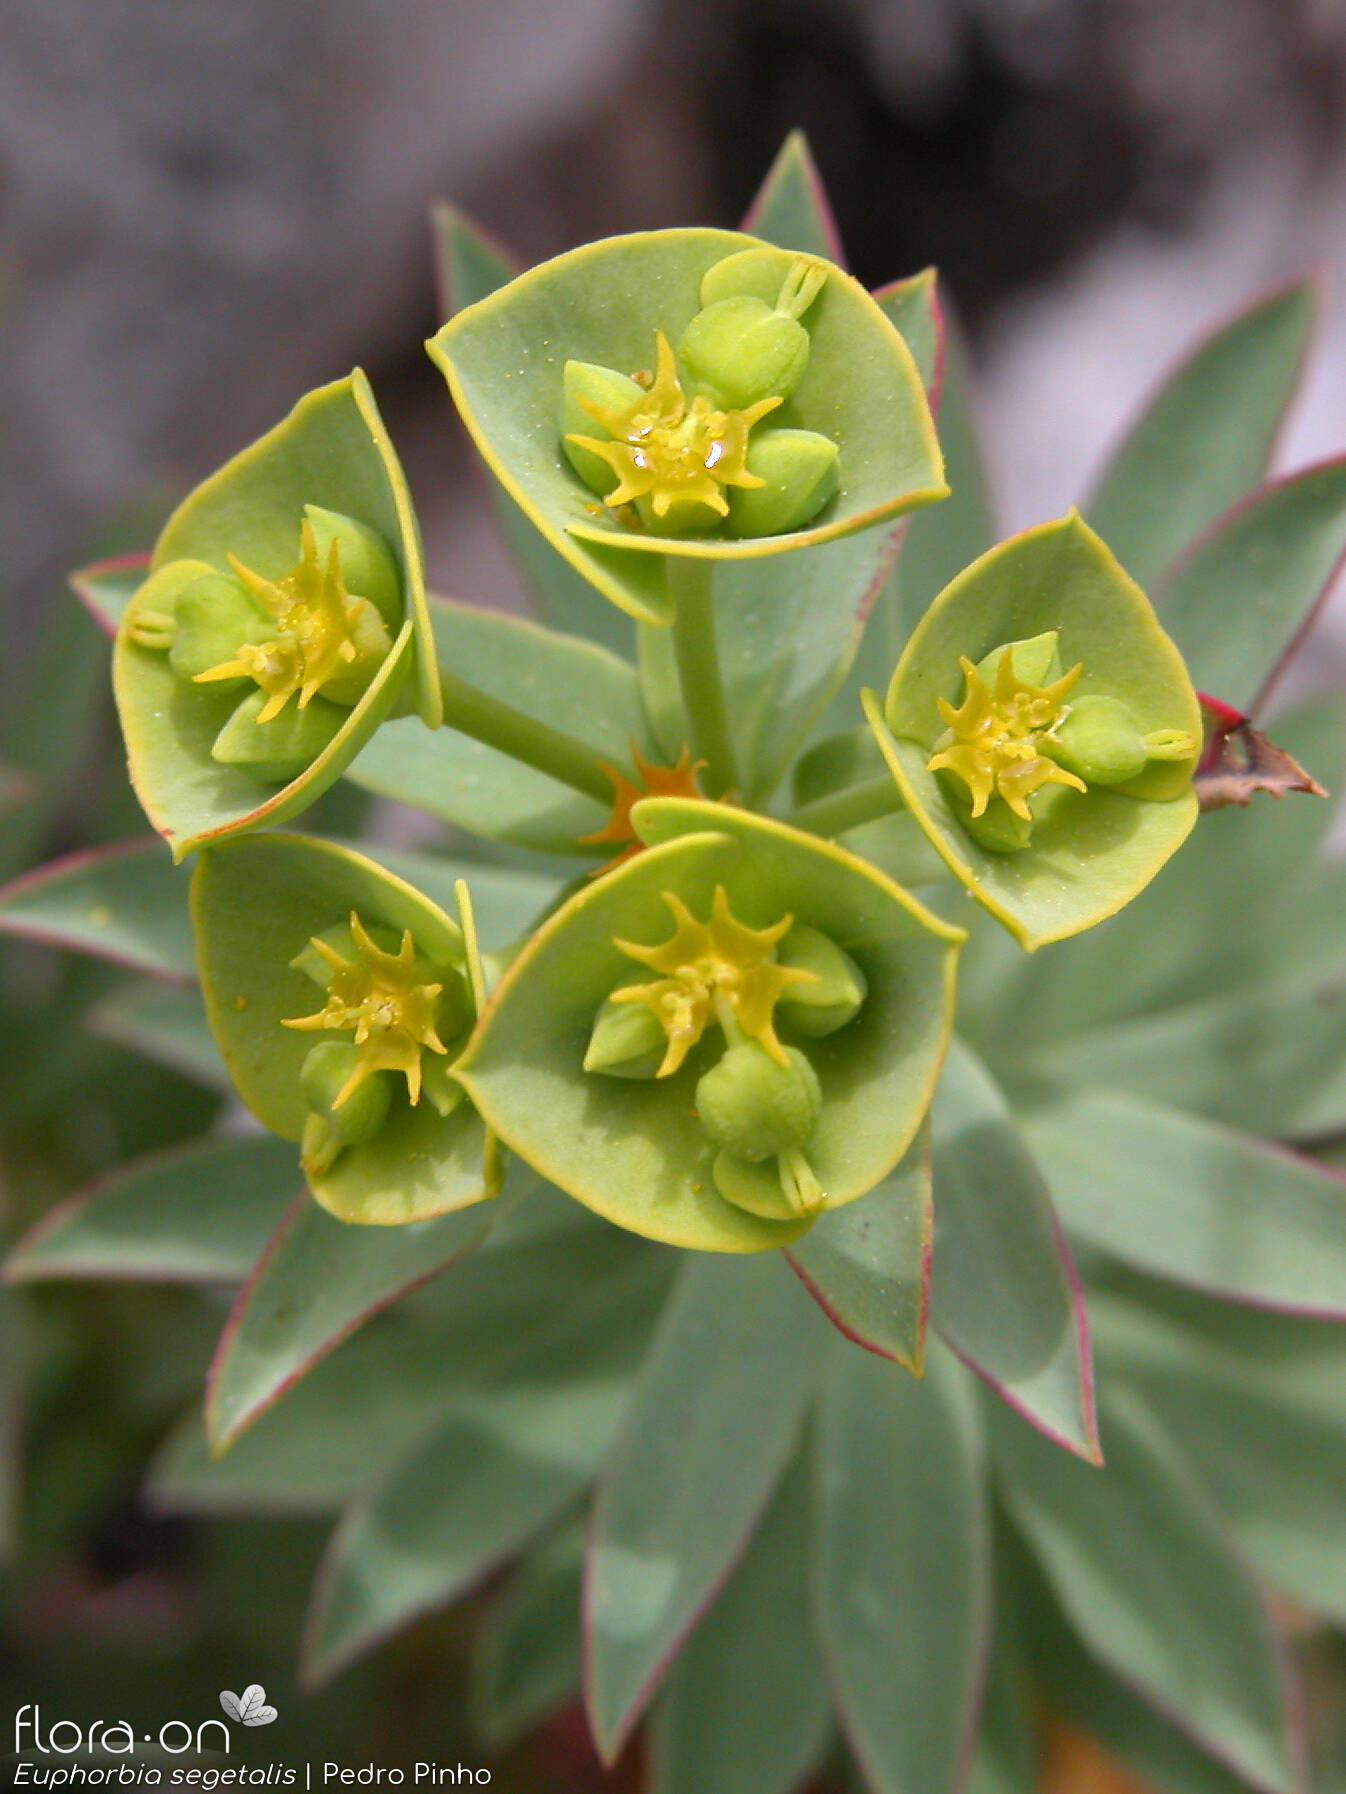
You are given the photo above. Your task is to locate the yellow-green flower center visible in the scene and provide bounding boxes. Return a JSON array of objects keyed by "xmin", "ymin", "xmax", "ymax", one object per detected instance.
[
  {"xmin": 928, "ymin": 652, "xmax": 1087, "ymax": 822},
  {"xmin": 567, "ymin": 332, "xmax": 781, "ymax": 522},
  {"xmin": 609, "ymin": 885, "xmax": 815, "ymax": 1077},
  {"xmin": 283, "ymin": 911, "xmax": 448, "ymax": 1108}
]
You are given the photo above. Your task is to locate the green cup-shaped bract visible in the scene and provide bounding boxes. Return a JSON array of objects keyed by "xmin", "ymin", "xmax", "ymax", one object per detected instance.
[
  {"xmin": 191, "ymin": 834, "xmax": 501, "ymax": 1225},
  {"xmin": 114, "ymin": 372, "xmax": 440, "ymax": 861},
  {"xmin": 869, "ymin": 513, "xmax": 1201, "ymax": 950},
  {"xmin": 427, "ymin": 230, "xmax": 946, "ymax": 626},
  {"xmin": 455, "ymin": 798, "xmax": 963, "ymax": 1252}
]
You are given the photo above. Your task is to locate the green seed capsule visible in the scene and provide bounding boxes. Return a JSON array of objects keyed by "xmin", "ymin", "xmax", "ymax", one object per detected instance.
[
  {"xmin": 957, "ymin": 794, "xmax": 1035, "ymax": 855},
  {"xmin": 1051, "ymin": 693, "xmax": 1152, "ymax": 785},
  {"xmin": 122, "ymin": 557, "xmax": 218, "ymax": 652},
  {"xmin": 973, "ymin": 630, "xmax": 1063, "ymax": 690},
  {"xmin": 679, "ymin": 296, "xmax": 811, "ymax": 410},
  {"xmin": 776, "ymin": 924, "xmax": 868, "ymax": 1037},
  {"xmin": 167, "ymin": 571, "xmax": 271, "ymax": 686},
  {"xmin": 695, "ymin": 1041, "xmax": 821, "ymax": 1162},
  {"xmin": 304, "ymin": 505, "xmax": 402, "ymax": 628},
  {"xmin": 561, "ymin": 360, "xmax": 646, "ymax": 495},
  {"xmin": 211, "ymin": 688, "xmax": 347, "ymax": 782},
  {"xmin": 584, "ymin": 996, "xmax": 667, "ymax": 1079},
  {"xmin": 301, "ymin": 1041, "xmax": 394, "ymax": 1143},
  {"xmin": 728, "ymin": 427, "xmax": 839, "ymax": 538}
]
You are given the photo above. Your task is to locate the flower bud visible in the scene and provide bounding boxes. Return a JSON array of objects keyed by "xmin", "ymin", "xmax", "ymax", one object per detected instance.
[
  {"xmin": 301, "ymin": 1040, "xmax": 394, "ymax": 1145},
  {"xmin": 211, "ymin": 689, "xmax": 347, "ymax": 782},
  {"xmin": 167, "ymin": 571, "xmax": 270, "ymax": 685},
  {"xmin": 561, "ymin": 360, "xmax": 646, "ymax": 495},
  {"xmin": 304, "ymin": 505, "xmax": 402, "ymax": 629},
  {"xmin": 1050, "ymin": 693, "xmax": 1151, "ymax": 786},
  {"xmin": 727, "ymin": 427, "xmax": 839, "ymax": 538},
  {"xmin": 695, "ymin": 1041, "xmax": 821, "ymax": 1162},
  {"xmin": 775, "ymin": 924, "xmax": 867, "ymax": 1037},
  {"xmin": 583, "ymin": 996, "xmax": 667, "ymax": 1079}
]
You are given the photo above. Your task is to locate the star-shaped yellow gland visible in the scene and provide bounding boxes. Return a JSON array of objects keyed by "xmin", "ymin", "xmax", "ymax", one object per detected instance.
[
  {"xmin": 580, "ymin": 743, "xmax": 706, "ymax": 874},
  {"xmin": 610, "ymin": 886, "xmax": 816, "ymax": 1078},
  {"xmin": 282, "ymin": 912, "xmax": 448, "ymax": 1108},
  {"xmin": 194, "ymin": 520, "xmax": 386, "ymax": 722},
  {"xmin": 567, "ymin": 331, "xmax": 781, "ymax": 522},
  {"xmin": 928, "ymin": 652, "xmax": 1087, "ymax": 822}
]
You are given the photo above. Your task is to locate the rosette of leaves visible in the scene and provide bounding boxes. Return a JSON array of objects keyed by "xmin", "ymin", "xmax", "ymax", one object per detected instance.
[
  {"xmin": 456, "ymin": 798, "xmax": 962, "ymax": 1251},
  {"xmin": 191, "ymin": 833, "xmax": 501, "ymax": 1224},
  {"xmin": 866, "ymin": 512, "xmax": 1202, "ymax": 948},
  {"xmin": 111, "ymin": 373, "xmax": 440, "ymax": 860},
  {"xmin": 427, "ymin": 228, "xmax": 946, "ymax": 628}
]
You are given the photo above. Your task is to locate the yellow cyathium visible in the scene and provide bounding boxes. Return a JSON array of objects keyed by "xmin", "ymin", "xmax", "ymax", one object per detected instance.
[
  {"xmin": 195, "ymin": 519, "xmax": 389, "ymax": 722},
  {"xmin": 283, "ymin": 911, "xmax": 448, "ymax": 1108},
  {"xmin": 610, "ymin": 885, "xmax": 815, "ymax": 1078},
  {"xmin": 928, "ymin": 651, "xmax": 1087, "ymax": 822},
  {"xmin": 566, "ymin": 331, "xmax": 780, "ymax": 522}
]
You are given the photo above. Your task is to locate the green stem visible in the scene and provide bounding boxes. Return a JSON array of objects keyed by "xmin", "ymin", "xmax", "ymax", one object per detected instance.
[
  {"xmin": 667, "ymin": 556, "xmax": 738, "ymax": 799},
  {"xmin": 437, "ymin": 666, "xmax": 614, "ymax": 806},
  {"xmin": 788, "ymin": 775, "xmax": 906, "ymax": 838}
]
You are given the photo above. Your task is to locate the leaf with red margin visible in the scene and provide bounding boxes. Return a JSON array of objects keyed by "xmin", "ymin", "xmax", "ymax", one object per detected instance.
[
  {"xmin": 786, "ymin": 1127, "xmax": 931, "ymax": 1374},
  {"xmin": 931, "ymin": 1039, "xmax": 1100, "ymax": 1464},
  {"xmin": 1195, "ymin": 696, "xmax": 1327, "ymax": 812},
  {"xmin": 0, "ymin": 839, "xmax": 195, "ymax": 982},
  {"xmin": 1155, "ymin": 456, "xmax": 1346, "ymax": 716},
  {"xmin": 740, "ymin": 129, "xmax": 846, "ymax": 265},
  {"xmin": 583, "ymin": 1251, "xmax": 829, "ymax": 1764},
  {"xmin": 205, "ymin": 1179, "xmax": 501, "ymax": 1452},
  {"xmin": 814, "ymin": 1339, "xmax": 991, "ymax": 1794},
  {"xmin": 70, "ymin": 552, "xmax": 149, "ymax": 637},
  {"xmin": 5, "ymin": 1135, "xmax": 296, "ymax": 1285},
  {"xmin": 1085, "ymin": 279, "xmax": 1317, "ymax": 590}
]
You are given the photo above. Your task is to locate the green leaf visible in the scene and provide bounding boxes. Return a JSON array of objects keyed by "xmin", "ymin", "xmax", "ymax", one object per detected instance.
[
  {"xmin": 114, "ymin": 373, "xmax": 436, "ymax": 861},
  {"xmin": 349, "ymin": 593, "xmax": 649, "ymax": 852},
  {"xmin": 0, "ymin": 1294, "xmax": 23, "ymax": 1558},
  {"xmin": 1019, "ymin": 961, "xmax": 1346, "ymax": 1139},
  {"xmin": 5, "ymin": 1135, "xmax": 296, "ymax": 1284},
  {"xmin": 0, "ymin": 839, "xmax": 195, "ymax": 981},
  {"xmin": 740, "ymin": 130, "xmax": 845, "ymax": 262},
  {"xmin": 458, "ymin": 801, "xmax": 961, "ymax": 1251},
  {"xmin": 1020, "ymin": 1084, "xmax": 1346, "ymax": 1315},
  {"xmin": 87, "ymin": 979, "xmax": 228, "ymax": 1089},
  {"xmin": 431, "ymin": 202, "xmax": 634, "ymax": 654},
  {"xmin": 932, "ymin": 1040, "xmax": 1098, "ymax": 1461},
  {"xmin": 963, "ymin": 1648, "xmax": 1040, "ymax": 1794},
  {"xmin": 786, "ymin": 1128, "xmax": 931, "ymax": 1371},
  {"xmin": 351, "ymin": 844, "xmax": 561, "ymax": 956},
  {"xmin": 875, "ymin": 268, "xmax": 940, "ymax": 391},
  {"xmin": 1085, "ymin": 281, "xmax": 1315, "ymax": 590},
  {"xmin": 470, "ymin": 1520, "xmax": 585, "ymax": 1751},
  {"xmin": 991, "ymin": 1385, "xmax": 1301, "ymax": 1794},
  {"xmin": 429, "ymin": 229, "xmax": 944, "ymax": 628},
  {"xmin": 304, "ymin": 1382, "xmax": 620, "ymax": 1682},
  {"xmin": 873, "ymin": 513, "xmax": 1200, "ymax": 948},
  {"xmin": 191, "ymin": 833, "xmax": 500, "ymax": 1224},
  {"xmin": 585, "ymin": 1251, "xmax": 829, "ymax": 1760},
  {"xmin": 649, "ymin": 1454, "xmax": 831, "ymax": 1794},
  {"xmin": 206, "ymin": 1180, "xmax": 501, "ymax": 1451},
  {"xmin": 1094, "ymin": 1293, "xmax": 1346, "ymax": 1628},
  {"xmin": 1154, "ymin": 455, "xmax": 1346, "ymax": 713},
  {"xmin": 70, "ymin": 551, "xmax": 148, "ymax": 635},
  {"xmin": 815, "ymin": 1340, "xmax": 990, "ymax": 1794},
  {"xmin": 830, "ymin": 299, "xmax": 996, "ymax": 730}
]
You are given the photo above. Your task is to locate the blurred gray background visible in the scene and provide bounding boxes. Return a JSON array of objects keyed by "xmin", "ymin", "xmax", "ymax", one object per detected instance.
[{"xmin": 6, "ymin": 0, "xmax": 1346, "ymax": 662}]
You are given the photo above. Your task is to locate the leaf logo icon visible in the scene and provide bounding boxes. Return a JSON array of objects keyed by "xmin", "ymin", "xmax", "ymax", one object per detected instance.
[{"xmin": 219, "ymin": 1684, "xmax": 278, "ymax": 1726}]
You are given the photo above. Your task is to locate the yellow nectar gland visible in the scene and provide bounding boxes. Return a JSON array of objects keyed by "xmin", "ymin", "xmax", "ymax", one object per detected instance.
[
  {"xmin": 581, "ymin": 743, "xmax": 706, "ymax": 874},
  {"xmin": 195, "ymin": 521, "xmax": 383, "ymax": 722},
  {"xmin": 610, "ymin": 885, "xmax": 815, "ymax": 1077},
  {"xmin": 283, "ymin": 912, "xmax": 448, "ymax": 1108},
  {"xmin": 567, "ymin": 332, "xmax": 780, "ymax": 521},
  {"xmin": 928, "ymin": 653, "xmax": 1087, "ymax": 822}
]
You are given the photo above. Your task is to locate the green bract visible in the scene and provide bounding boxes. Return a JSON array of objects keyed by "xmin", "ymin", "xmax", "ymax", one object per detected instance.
[
  {"xmin": 114, "ymin": 373, "xmax": 439, "ymax": 860},
  {"xmin": 868, "ymin": 513, "xmax": 1201, "ymax": 949},
  {"xmin": 427, "ymin": 229, "xmax": 946, "ymax": 625},
  {"xmin": 191, "ymin": 834, "xmax": 501, "ymax": 1225},
  {"xmin": 456, "ymin": 798, "xmax": 963, "ymax": 1252}
]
